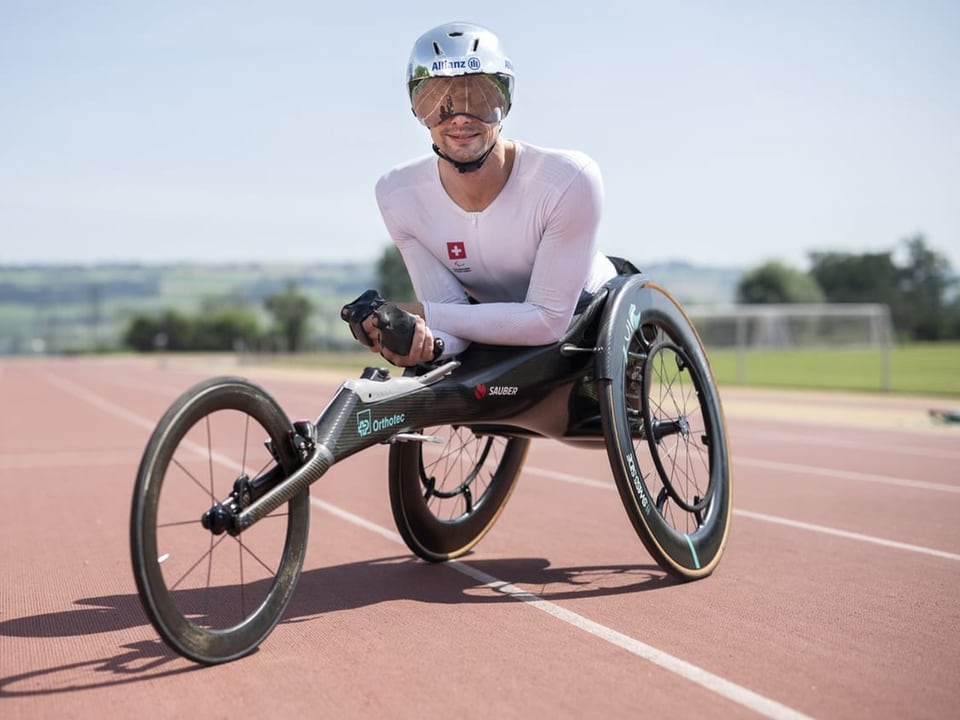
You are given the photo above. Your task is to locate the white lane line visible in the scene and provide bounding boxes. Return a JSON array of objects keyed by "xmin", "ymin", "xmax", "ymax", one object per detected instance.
[
  {"xmin": 734, "ymin": 510, "xmax": 960, "ymax": 561},
  {"xmin": 36, "ymin": 372, "xmax": 249, "ymax": 476},
  {"xmin": 314, "ymin": 497, "xmax": 405, "ymax": 545},
  {"xmin": 311, "ymin": 498, "xmax": 812, "ymax": 720},
  {"xmin": 736, "ymin": 457, "xmax": 960, "ymax": 494},
  {"xmin": 522, "ymin": 466, "xmax": 960, "ymax": 560},
  {"xmin": 526, "ymin": 459, "xmax": 960, "ymax": 495},
  {"xmin": 0, "ymin": 452, "xmax": 138, "ymax": 469},
  {"xmin": 734, "ymin": 429, "xmax": 960, "ymax": 461},
  {"xmin": 522, "ymin": 466, "xmax": 615, "ymax": 490},
  {"xmin": 41, "ymin": 371, "xmax": 158, "ymax": 432}
]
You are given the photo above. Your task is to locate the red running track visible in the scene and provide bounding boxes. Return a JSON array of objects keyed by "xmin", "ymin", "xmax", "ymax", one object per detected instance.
[{"xmin": 1, "ymin": 356, "xmax": 958, "ymax": 719}]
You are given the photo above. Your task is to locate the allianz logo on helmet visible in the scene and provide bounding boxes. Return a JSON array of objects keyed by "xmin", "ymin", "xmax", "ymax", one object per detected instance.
[{"xmin": 431, "ymin": 57, "xmax": 483, "ymax": 72}]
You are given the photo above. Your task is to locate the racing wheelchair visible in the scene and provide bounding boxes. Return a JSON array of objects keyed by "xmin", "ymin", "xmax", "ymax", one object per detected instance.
[{"xmin": 130, "ymin": 268, "xmax": 732, "ymax": 664}]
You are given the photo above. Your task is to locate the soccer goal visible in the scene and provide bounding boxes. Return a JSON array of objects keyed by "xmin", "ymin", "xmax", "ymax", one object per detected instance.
[{"xmin": 688, "ymin": 303, "xmax": 895, "ymax": 390}]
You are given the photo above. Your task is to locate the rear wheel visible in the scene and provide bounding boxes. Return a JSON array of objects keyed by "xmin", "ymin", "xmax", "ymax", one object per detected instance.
[
  {"xmin": 600, "ymin": 283, "xmax": 732, "ymax": 580},
  {"xmin": 389, "ymin": 427, "xmax": 529, "ymax": 562}
]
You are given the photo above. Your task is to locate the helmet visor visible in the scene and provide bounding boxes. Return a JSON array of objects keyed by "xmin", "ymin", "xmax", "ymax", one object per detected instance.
[{"xmin": 411, "ymin": 75, "xmax": 507, "ymax": 128}]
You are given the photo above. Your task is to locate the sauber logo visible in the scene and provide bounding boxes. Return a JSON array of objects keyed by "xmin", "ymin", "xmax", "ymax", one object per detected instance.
[{"xmin": 474, "ymin": 384, "xmax": 518, "ymax": 399}]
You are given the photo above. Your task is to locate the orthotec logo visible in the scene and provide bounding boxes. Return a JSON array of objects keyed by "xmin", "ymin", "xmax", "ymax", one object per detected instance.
[
  {"xmin": 356, "ymin": 409, "xmax": 372, "ymax": 437},
  {"xmin": 356, "ymin": 410, "xmax": 406, "ymax": 437}
]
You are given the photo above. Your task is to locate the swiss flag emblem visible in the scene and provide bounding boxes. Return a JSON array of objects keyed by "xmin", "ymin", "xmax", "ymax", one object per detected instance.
[{"xmin": 447, "ymin": 242, "xmax": 467, "ymax": 260}]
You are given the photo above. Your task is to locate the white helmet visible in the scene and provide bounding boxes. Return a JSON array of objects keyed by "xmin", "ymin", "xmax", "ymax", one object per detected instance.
[{"xmin": 406, "ymin": 22, "xmax": 515, "ymax": 121}]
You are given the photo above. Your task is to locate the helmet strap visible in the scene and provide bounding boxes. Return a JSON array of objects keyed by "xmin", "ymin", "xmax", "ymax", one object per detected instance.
[{"xmin": 432, "ymin": 142, "xmax": 497, "ymax": 174}]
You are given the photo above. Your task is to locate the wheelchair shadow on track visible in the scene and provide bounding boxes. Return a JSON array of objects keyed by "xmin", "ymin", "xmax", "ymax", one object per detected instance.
[
  {"xmin": 0, "ymin": 555, "xmax": 675, "ymax": 696},
  {"xmin": 0, "ymin": 555, "xmax": 675, "ymax": 640},
  {"xmin": 285, "ymin": 554, "xmax": 678, "ymax": 620}
]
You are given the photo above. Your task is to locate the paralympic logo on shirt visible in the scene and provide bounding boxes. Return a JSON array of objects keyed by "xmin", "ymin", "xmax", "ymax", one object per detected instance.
[{"xmin": 447, "ymin": 241, "xmax": 471, "ymax": 273}]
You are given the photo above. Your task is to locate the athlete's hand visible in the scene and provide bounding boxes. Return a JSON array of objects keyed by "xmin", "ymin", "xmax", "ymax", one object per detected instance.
[
  {"xmin": 360, "ymin": 313, "xmax": 382, "ymax": 354},
  {"xmin": 378, "ymin": 314, "xmax": 438, "ymax": 367}
]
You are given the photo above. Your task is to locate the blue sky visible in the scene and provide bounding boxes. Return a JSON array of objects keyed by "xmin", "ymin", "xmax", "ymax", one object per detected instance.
[{"xmin": 2, "ymin": 0, "xmax": 958, "ymax": 271}]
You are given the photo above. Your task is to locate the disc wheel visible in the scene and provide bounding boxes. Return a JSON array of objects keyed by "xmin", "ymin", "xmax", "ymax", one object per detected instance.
[
  {"xmin": 130, "ymin": 377, "xmax": 309, "ymax": 664},
  {"xmin": 600, "ymin": 282, "xmax": 732, "ymax": 580},
  {"xmin": 389, "ymin": 426, "xmax": 529, "ymax": 562}
]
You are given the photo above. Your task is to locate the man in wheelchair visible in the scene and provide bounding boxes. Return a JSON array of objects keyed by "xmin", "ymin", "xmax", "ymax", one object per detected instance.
[{"xmin": 342, "ymin": 21, "xmax": 618, "ymax": 367}]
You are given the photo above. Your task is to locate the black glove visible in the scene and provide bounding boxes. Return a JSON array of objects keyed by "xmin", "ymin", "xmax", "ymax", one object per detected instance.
[
  {"xmin": 340, "ymin": 289, "xmax": 385, "ymax": 347},
  {"xmin": 376, "ymin": 304, "xmax": 445, "ymax": 361},
  {"xmin": 341, "ymin": 291, "xmax": 444, "ymax": 361},
  {"xmin": 375, "ymin": 303, "xmax": 418, "ymax": 356}
]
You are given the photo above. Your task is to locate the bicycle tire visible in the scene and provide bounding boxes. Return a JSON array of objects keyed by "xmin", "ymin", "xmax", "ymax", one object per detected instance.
[
  {"xmin": 389, "ymin": 427, "xmax": 529, "ymax": 562},
  {"xmin": 599, "ymin": 282, "xmax": 732, "ymax": 580},
  {"xmin": 130, "ymin": 376, "xmax": 310, "ymax": 664}
]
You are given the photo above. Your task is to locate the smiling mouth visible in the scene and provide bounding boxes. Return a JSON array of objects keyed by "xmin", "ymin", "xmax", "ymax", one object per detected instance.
[
  {"xmin": 442, "ymin": 131, "xmax": 484, "ymax": 150},
  {"xmin": 444, "ymin": 122, "xmax": 483, "ymax": 135}
]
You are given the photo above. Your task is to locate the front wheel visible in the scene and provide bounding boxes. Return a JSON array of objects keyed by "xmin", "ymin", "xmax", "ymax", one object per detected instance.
[
  {"xmin": 600, "ymin": 282, "xmax": 732, "ymax": 580},
  {"xmin": 389, "ymin": 427, "xmax": 529, "ymax": 562},
  {"xmin": 130, "ymin": 377, "xmax": 310, "ymax": 664}
]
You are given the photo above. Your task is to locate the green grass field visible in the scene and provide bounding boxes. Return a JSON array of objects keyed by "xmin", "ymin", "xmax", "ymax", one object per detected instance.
[
  {"xmin": 276, "ymin": 342, "xmax": 960, "ymax": 397},
  {"xmin": 707, "ymin": 342, "xmax": 960, "ymax": 396}
]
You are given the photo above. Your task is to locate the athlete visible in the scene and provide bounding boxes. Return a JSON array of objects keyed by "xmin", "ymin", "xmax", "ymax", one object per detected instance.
[{"xmin": 348, "ymin": 21, "xmax": 616, "ymax": 366}]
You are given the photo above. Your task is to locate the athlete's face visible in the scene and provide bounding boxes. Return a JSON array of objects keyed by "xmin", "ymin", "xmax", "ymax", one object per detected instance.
[
  {"xmin": 412, "ymin": 74, "xmax": 505, "ymax": 164},
  {"xmin": 429, "ymin": 114, "xmax": 501, "ymax": 165}
]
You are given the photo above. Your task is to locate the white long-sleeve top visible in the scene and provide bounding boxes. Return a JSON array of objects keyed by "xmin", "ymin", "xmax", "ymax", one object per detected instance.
[{"xmin": 375, "ymin": 141, "xmax": 616, "ymax": 357}]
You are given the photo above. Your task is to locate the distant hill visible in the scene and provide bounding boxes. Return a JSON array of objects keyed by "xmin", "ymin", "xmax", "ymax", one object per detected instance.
[{"xmin": 0, "ymin": 260, "xmax": 742, "ymax": 355}]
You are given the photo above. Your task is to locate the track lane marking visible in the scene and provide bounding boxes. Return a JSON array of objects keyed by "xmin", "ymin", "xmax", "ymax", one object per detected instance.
[
  {"xmin": 0, "ymin": 452, "xmax": 140, "ymax": 469},
  {"xmin": 733, "ymin": 510, "xmax": 960, "ymax": 561},
  {"xmin": 731, "ymin": 429, "xmax": 960, "ymax": 461},
  {"xmin": 312, "ymin": 498, "xmax": 813, "ymax": 720},
  {"xmin": 41, "ymin": 371, "xmax": 158, "ymax": 432},
  {"xmin": 735, "ymin": 457, "xmax": 960, "ymax": 494},
  {"xmin": 521, "ymin": 466, "xmax": 960, "ymax": 560}
]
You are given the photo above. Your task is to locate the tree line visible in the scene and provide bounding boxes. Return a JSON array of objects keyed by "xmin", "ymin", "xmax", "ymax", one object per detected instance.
[
  {"xmin": 123, "ymin": 251, "xmax": 420, "ymax": 353},
  {"xmin": 735, "ymin": 235, "xmax": 959, "ymax": 340},
  {"xmin": 124, "ymin": 282, "xmax": 315, "ymax": 353}
]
